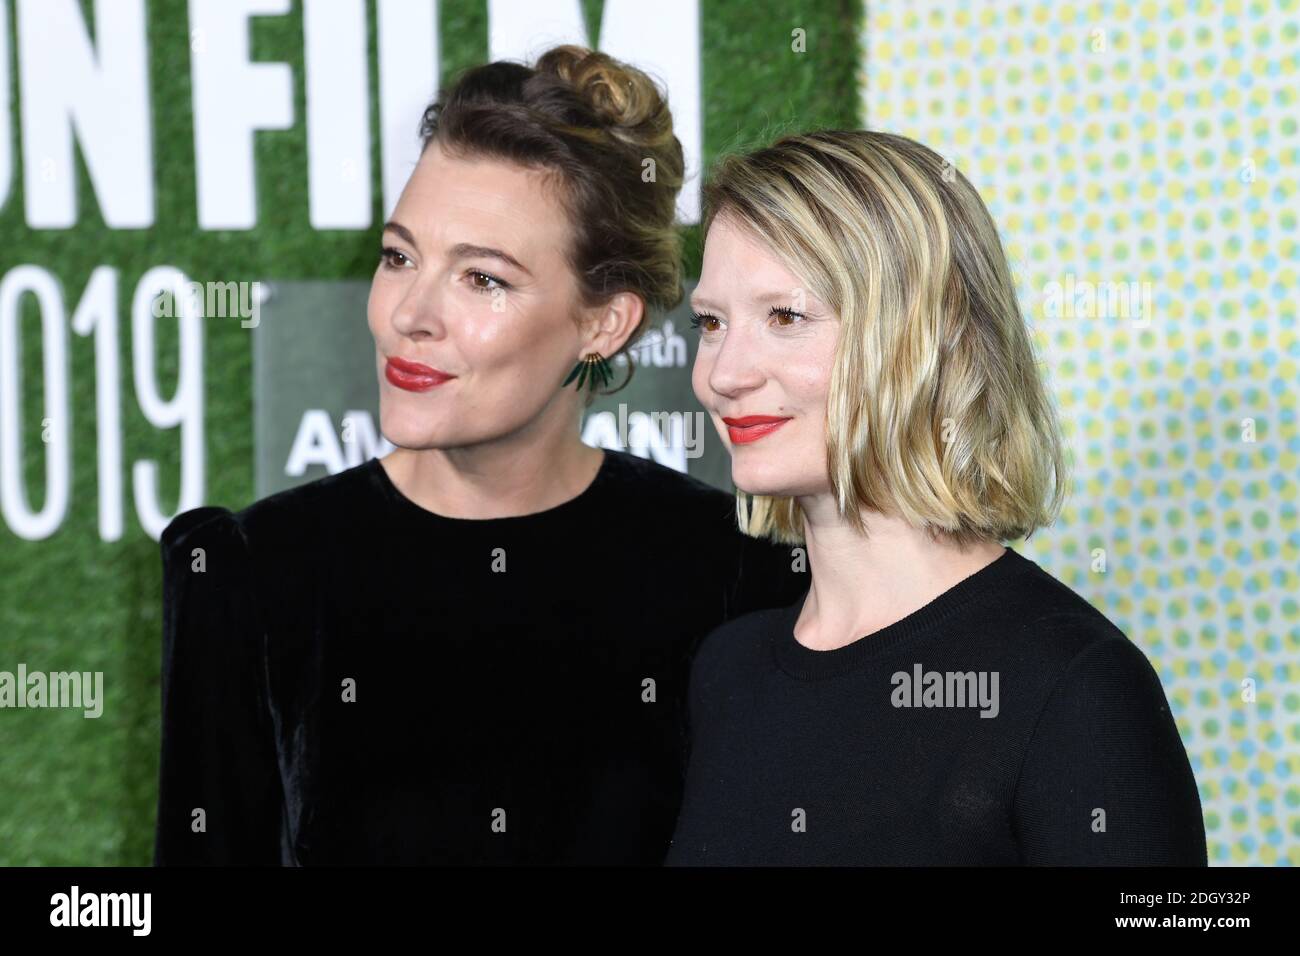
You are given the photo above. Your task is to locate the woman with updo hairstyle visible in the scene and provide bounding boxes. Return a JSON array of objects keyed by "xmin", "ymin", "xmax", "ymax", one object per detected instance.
[
  {"xmin": 153, "ymin": 45, "xmax": 807, "ymax": 866},
  {"xmin": 667, "ymin": 128, "xmax": 1206, "ymax": 866}
]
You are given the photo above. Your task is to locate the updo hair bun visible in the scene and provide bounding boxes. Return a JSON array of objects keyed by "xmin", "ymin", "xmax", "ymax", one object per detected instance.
[{"xmin": 534, "ymin": 44, "xmax": 667, "ymax": 137}]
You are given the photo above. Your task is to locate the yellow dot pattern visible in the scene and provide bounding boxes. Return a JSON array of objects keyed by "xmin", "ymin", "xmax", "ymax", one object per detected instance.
[{"xmin": 864, "ymin": 0, "xmax": 1300, "ymax": 866}]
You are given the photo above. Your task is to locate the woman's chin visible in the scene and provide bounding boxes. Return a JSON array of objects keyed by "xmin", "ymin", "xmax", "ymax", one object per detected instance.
[
  {"xmin": 731, "ymin": 459, "xmax": 824, "ymax": 499},
  {"xmin": 731, "ymin": 468, "xmax": 791, "ymax": 498},
  {"xmin": 379, "ymin": 411, "xmax": 452, "ymax": 451}
]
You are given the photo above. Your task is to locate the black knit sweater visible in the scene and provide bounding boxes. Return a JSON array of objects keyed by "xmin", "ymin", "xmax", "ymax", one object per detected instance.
[{"xmin": 665, "ymin": 547, "xmax": 1207, "ymax": 865}]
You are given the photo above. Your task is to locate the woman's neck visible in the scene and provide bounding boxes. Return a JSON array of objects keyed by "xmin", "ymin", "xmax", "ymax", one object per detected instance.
[
  {"xmin": 792, "ymin": 494, "xmax": 1006, "ymax": 650},
  {"xmin": 380, "ymin": 434, "xmax": 604, "ymax": 520}
]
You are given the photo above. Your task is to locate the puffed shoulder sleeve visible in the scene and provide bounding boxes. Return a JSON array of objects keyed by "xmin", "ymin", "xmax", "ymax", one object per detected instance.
[
  {"xmin": 153, "ymin": 506, "xmax": 285, "ymax": 865},
  {"xmin": 1011, "ymin": 631, "xmax": 1207, "ymax": 865}
]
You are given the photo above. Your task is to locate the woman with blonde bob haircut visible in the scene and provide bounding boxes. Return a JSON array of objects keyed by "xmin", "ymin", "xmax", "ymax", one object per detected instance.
[{"xmin": 666, "ymin": 129, "xmax": 1207, "ymax": 866}]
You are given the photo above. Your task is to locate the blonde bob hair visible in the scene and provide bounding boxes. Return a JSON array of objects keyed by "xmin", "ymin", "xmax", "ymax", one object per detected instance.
[{"xmin": 702, "ymin": 128, "xmax": 1069, "ymax": 548}]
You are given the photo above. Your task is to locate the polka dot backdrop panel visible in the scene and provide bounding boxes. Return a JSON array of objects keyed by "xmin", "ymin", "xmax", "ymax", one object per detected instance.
[{"xmin": 863, "ymin": 0, "xmax": 1300, "ymax": 865}]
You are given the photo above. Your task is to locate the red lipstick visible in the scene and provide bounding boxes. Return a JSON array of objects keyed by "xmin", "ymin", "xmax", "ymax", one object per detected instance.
[
  {"xmin": 722, "ymin": 415, "xmax": 792, "ymax": 445},
  {"xmin": 385, "ymin": 356, "xmax": 455, "ymax": 392}
]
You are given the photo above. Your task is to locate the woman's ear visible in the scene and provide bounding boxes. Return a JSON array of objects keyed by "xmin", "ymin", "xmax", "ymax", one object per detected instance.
[{"xmin": 584, "ymin": 291, "xmax": 645, "ymax": 357}]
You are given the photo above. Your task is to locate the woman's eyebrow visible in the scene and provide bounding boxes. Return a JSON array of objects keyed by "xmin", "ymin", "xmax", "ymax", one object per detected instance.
[
  {"xmin": 691, "ymin": 290, "xmax": 802, "ymax": 310},
  {"xmin": 381, "ymin": 221, "xmax": 533, "ymax": 278},
  {"xmin": 447, "ymin": 242, "xmax": 533, "ymax": 278},
  {"xmin": 382, "ymin": 220, "xmax": 418, "ymax": 247}
]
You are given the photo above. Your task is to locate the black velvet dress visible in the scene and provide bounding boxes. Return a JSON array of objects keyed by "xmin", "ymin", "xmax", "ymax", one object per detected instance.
[{"xmin": 152, "ymin": 449, "xmax": 809, "ymax": 865}]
